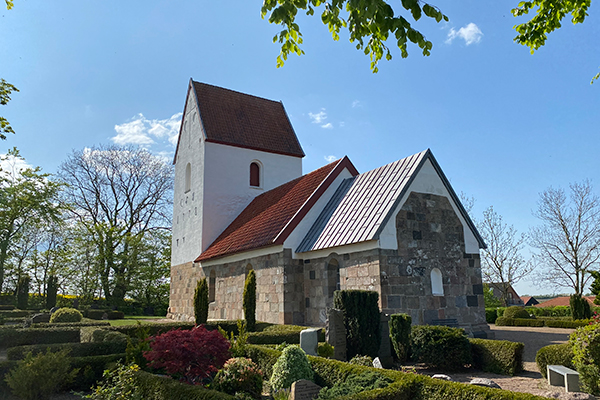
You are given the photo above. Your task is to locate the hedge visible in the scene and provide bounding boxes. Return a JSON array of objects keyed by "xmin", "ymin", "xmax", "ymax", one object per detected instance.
[
  {"xmin": 0, "ymin": 327, "xmax": 80, "ymax": 349},
  {"xmin": 247, "ymin": 325, "xmax": 325, "ymax": 345},
  {"xmin": 7, "ymin": 340, "xmax": 128, "ymax": 360},
  {"xmin": 131, "ymin": 370, "xmax": 234, "ymax": 400},
  {"xmin": 0, "ymin": 305, "xmax": 15, "ymax": 310},
  {"xmin": 544, "ymin": 319, "xmax": 590, "ymax": 328},
  {"xmin": 495, "ymin": 318, "xmax": 545, "ymax": 327},
  {"xmin": 535, "ymin": 343, "xmax": 574, "ymax": 379},
  {"xmin": 32, "ymin": 320, "xmax": 111, "ymax": 328},
  {"xmin": 470, "ymin": 338, "xmax": 524, "ymax": 375},
  {"xmin": 0, "ymin": 310, "xmax": 29, "ymax": 318},
  {"xmin": 70, "ymin": 353, "xmax": 127, "ymax": 390},
  {"xmin": 485, "ymin": 308, "xmax": 498, "ymax": 324}
]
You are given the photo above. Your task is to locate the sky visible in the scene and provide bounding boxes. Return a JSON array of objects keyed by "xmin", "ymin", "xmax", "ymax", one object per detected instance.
[{"xmin": 1, "ymin": 1, "xmax": 599, "ymax": 296}]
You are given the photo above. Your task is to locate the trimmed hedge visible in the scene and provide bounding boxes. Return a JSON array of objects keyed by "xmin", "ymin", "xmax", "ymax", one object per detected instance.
[
  {"xmin": 544, "ymin": 319, "xmax": 590, "ymax": 328},
  {"xmin": 389, "ymin": 313, "xmax": 411, "ymax": 362},
  {"xmin": 485, "ymin": 308, "xmax": 498, "ymax": 324},
  {"xmin": 470, "ymin": 338, "xmax": 524, "ymax": 375},
  {"xmin": 535, "ymin": 343, "xmax": 574, "ymax": 379},
  {"xmin": 0, "ymin": 310, "xmax": 29, "ymax": 318},
  {"xmin": 247, "ymin": 325, "xmax": 325, "ymax": 345},
  {"xmin": 33, "ymin": 320, "xmax": 111, "ymax": 328},
  {"xmin": 85, "ymin": 309, "xmax": 108, "ymax": 320},
  {"xmin": 410, "ymin": 325, "xmax": 472, "ymax": 371},
  {"xmin": 7, "ymin": 341, "xmax": 128, "ymax": 360},
  {"xmin": 70, "ymin": 353, "xmax": 127, "ymax": 391},
  {"xmin": 334, "ymin": 290, "xmax": 381, "ymax": 359},
  {"xmin": 131, "ymin": 370, "xmax": 234, "ymax": 399},
  {"xmin": 0, "ymin": 305, "xmax": 15, "ymax": 310},
  {"xmin": 0, "ymin": 327, "xmax": 80, "ymax": 349},
  {"xmin": 495, "ymin": 317, "xmax": 545, "ymax": 327},
  {"xmin": 107, "ymin": 310, "xmax": 125, "ymax": 320}
]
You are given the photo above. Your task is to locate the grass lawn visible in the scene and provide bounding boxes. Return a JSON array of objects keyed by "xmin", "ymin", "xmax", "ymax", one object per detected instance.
[{"xmin": 108, "ymin": 315, "xmax": 166, "ymax": 326}]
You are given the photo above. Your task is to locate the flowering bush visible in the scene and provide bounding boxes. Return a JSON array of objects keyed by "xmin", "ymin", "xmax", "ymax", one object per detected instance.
[
  {"xmin": 570, "ymin": 324, "xmax": 600, "ymax": 395},
  {"xmin": 590, "ymin": 311, "xmax": 600, "ymax": 325},
  {"xmin": 143, "ymin": 325, "xmax": 230, "ymax": 384},
  {"xmin": 213, "ymin": 357, "xmax": 263, "ymax": 399}
]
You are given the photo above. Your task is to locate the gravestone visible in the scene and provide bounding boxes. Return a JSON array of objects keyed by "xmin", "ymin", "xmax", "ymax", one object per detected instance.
[
  {"xmin": 300, "ymin": 328, "xmax": 320, "ymax": 356},
  {"xmin": 372, "ymin": 357, "xmax": 383, "ymax": 369},
  {"xmin": 378, "ymin": 313, "xmax": 393, "ymax": 368},
  {"xmin": 289, "ymin": 379, "xmax": 321, "ymax": 400},
  {"xmin": 326, "ymin": 308, "xmax": 346, "ymax": 361},
  {"xmin": 31, "ymin": 313, "xmax": 51, "ymax": 323}
]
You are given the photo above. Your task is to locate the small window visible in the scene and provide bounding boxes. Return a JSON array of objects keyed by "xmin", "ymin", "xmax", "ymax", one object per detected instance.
[
  {"xmin": 209, "ymin": 270, "xmax": 216, "ymax": 302},
  {"xmin": 185, "ymin": 163, "xmax": 191, "ymax": 193},
  {"xmin": 250, "ymin": 162, "xmax": 260, "ymax": 187},
  {"xmin": 431, "ymin": 268, "xmax": 444, "ymax": 296}
]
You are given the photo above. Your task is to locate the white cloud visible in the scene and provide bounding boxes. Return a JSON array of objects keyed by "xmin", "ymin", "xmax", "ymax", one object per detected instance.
[
  {"xmin": 0, "ymin": 153, "xmax": 32, "ymax": 179},
  {"xmin": 352, "ymin": 100, "xmax": 362, "ymax": 108},
  {"xmin": 446, "ymin": 23, "xmax": 483, "ymax": 45},
  {"xmin": 321, "ymin": 123, "xmax": 333, "ymax": 129},
  {"xmin": 324, "ymin": 155, "xmax": 338, "ymax": 163},
  {"xmin": 112, "ymin": 112, "xmax": 182, "ymax": 147},
  {"xmin": 309, "ymin": 108, "xmax": 327, "ymax": 124}
]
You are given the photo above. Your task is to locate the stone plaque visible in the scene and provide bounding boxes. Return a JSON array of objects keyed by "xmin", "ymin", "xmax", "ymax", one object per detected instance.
[
  {"xmin": 289, "ymin": 379, "xmax": 321, "ymax": 400},
  {"xmin": 300, "ymin": 328, "xmax": 320, "ymax": 356},
  {"xmin": 326, "ymin": 308, "xmax": 346, "ymax": 361}
]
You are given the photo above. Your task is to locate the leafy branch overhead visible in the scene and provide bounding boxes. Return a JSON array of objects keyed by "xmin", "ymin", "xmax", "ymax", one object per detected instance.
[
  {"xmin": 0, "ymin": 79, "xmax": 19, "ymax": 140},
  {"xmin": 261, "ymin": 0, "xmax": 448, "ymax": 72}
]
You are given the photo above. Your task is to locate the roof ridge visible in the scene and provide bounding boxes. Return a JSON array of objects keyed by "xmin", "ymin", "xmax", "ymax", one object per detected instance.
[{"xmin": 192, "ymin": 80, "xmax": 283, "ymax": 105}]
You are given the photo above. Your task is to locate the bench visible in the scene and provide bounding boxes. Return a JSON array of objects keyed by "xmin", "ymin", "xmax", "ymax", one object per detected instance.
[
  {"xmin": 547, "ymin": 365, "xmax": 580, "ymax": 392},
  {"xmin": 431, "ymin": 319, "xmax": 459, "ymax": 328}
]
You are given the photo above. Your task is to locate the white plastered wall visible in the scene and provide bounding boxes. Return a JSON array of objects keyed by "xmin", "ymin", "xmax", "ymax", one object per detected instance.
[{"xmin": 378, "ymin": 158, "xmax": 480, "ymax": 253}]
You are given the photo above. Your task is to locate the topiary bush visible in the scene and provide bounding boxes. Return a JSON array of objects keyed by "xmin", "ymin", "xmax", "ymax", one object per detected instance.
[
  {"xmin": 333, "ymin": 290, "xmax": 381, "ymax": 359},
  {"xmin": 316, "ymin": 370, "xmax": 393, "ymax": 400},
  {"xmin": 389, "ymin": 313, "xmax": 411, "ymax": 362},
  {"xmin": 410, "ymin": 325, "xmax": 471, "ymax": 371},
  {"xmin": 4, "ymin": 349, "xmax": 78, "ymax": 400},
  {"xmin": 50, "ymin": 307, "xmax": 83, "ymax": 323},
  {"xmin": 194, "ymin": 278, "xmax": 209, "ymax": 325},
  {"xmin": 570, "ymin": 324, "xmax": 600, "ymax": 395},
  {"xmin": 213, "ymin": 357, "xmax": 263, "ymax": 399},
  {"xmin": 570, "ymin": 294, "xmax": 592, "ymax": 320},
  {"xmin": 536, "ymin": 343, "xmax": 574, "ymax": 379},
  {"xmin": 243, "ymin": 270, "xmax": 256, "ymax": 332},
  {"xmin": 269, "ymin": 345, "xmax": 313, "ymax": 392},
  {"xmin": 503, "ymin": 306, "xmax": 530, "ymax": 319},
  {"xmin": 470, "ymin": 338, "xmax": 524, "ymax": 375},
  {"xmin": 144, "ymin": 324, "xmax": 231, "ymax": 385}
]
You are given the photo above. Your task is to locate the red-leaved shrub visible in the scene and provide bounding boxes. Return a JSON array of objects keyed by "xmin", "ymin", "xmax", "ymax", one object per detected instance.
[{"xmin": 143, "ymin": 325, "xmax": 230, "ymax": 384}]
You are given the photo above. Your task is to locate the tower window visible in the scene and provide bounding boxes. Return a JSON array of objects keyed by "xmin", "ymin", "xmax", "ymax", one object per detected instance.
[
  {"xmin": 185, "ymin": 163, "xmax": 191, "ymax": 193},
  {"xmin": 431, "ymin": 268, "xmax": 444, "ymax": 296},
  {"xmin": 250, "ymin": 162, "xmax": 260, "ymax": 187}
]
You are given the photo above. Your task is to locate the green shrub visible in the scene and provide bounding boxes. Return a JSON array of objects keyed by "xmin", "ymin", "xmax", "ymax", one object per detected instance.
[
  {"xmin": 129, "ymin": 369, "xmax": 234, "ymax": 400},
  {"xmin": 389, "ymin": 313, "xmax": 411, "ymax": 362},
  {"xmin": 247, "ymin": 325, "xmax": 324, "ymax": 345},
  {"xmin": 535, "ymin": 343, "xmax": 574, "ymax": 379},
  {"xmin": 495, "ymin": 317, "xmax": 545, "ymax": 327},
  {"xmin": 333, "ymin": 290, "xmax": 381, "ymax": 359},
  {"xmin": 220, "ymin": 319, "xmax": 249, "ymax": 358},
  {"xmin": 545, "ymin": 319, "xmax": 590, "ymax": 328},
  {"xmin": 4, "ymin": 349, "xmax": 78, "ymax": 400},
  {"xmin": 86, "ymin": 309, "xmax": 108, "ymax": 320},
  {"xmin": 89, "ymin": 363, "xmax": 142, "ymax": 400},
  {"xmin": 318, "ymin": 342, "xmax": 334, "ymax": 358},
  {"xmin": 243, "ymin": 270, "xmax": 257, "ymax": 332},
  {"xmin": 7, "ymin": 341, "xmax": 128, "ymax": 360},
  {"xmin": 317, "ymin": 370, "xmax": 393, "ymax": 400},
  {"xmin": 270, "ymin": 345, "xmax": 314, "ymax": 391},
  {"xmin": 16, "ymin": 275, "xmax": 30, "ymax": 310},
  {"xmin": 503, "ymin": 306, "xmax": 530, "ymax": 319},
  {"xmin": 213, "ymin": 357, "xmax": 263, "ymax": 399},
  {"xmin": 410, "ymin": 325, "xmax": 471, "ymax": 371},
  {"xmin": 70, "ymin": 353, "xmax": 127, "ymax": 391},
  {"xmin": 570, "ymin": 294, "xmax": 592, "ymax": 320},
  {"xmin": 470, "ymin": 338, "xmax": 523, "ymax": 375},
  {"xmin": 570, "ymin": 324, "xmax": 600, "ymax": 395},
  {"xmin": 108, "ymin": 310, "xmax": 125, "ymax": 320},
  {"xmin": 36, "ymin": 320, "xmax": 111, "ymax": 328},
  {"xmin": 46, "ymin": 274, "xmax": 58, "ymax": 309},
  {"xmin": 496, "ymin": 307, "xmax": 506, "ymax": 317},
  {"xmin": 0, "ymin": 309, "xmax": 29, "ymax": 318},
  {"xmin": 194, "ymin": 278, "xmax": 209, "ymax": 325},
  {"xmin": 50, "ymin": 307, "xmax": 83, "ymax": 323},
  {"xmin": 349, "ymin": 355, "xmax": 373, "ymax": 367},
  {"xmin": 485, "ymin": 308, "xmax": 498, "ymax": 324},
  {"xmin": 0, "ymin": 327, "xmax": 81, "ymax": 349}
]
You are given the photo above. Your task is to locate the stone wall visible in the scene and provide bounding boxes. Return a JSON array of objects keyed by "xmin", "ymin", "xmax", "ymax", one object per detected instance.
[{"xmin": 168, "ymin": 261, "xmax": 201, "ymax": 321}]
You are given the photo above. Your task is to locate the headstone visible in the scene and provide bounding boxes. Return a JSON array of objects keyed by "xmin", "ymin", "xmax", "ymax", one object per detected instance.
[
  {"xmin": 326, "ymin": 308, "xmax": 346, "ymax": 361},
  {"xmin": 378, "ymin": 313, "xmax": 393, "ymax": 368},
  {"xmin": 31, "ymin": 313, "xmax": 51, "ymax": 323},
  {"xmin": 300, "ymin": 328, "xmax": 320, "ymax": 356},
  {"xmin": 469, "ymin": 378, "xmax": 501, "ymax": 389},
  {"xmin": 49, "ymin": 306, "xmax": 59, "ymax": 314},
  {"xmin": 432, "ymin": 374, "xmax": 453, "ymax": 381},
  {"xmin": 73, "ymin": 298, "xmax": 79, "ymax": 309},
  {"xmin": 372, "ymin": 357, "xmax": 383, "ymax": 369},
  {"xmin": 289, "ymin": 379, "xmax": 321, "ymax": 400}
]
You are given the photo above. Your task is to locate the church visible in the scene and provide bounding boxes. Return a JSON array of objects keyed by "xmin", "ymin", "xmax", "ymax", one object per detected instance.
[{"xmin": 168, "ymin": 79, "xmax": 492, "ymax": 338}]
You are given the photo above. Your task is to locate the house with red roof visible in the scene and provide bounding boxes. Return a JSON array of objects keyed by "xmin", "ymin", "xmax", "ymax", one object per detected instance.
[{"xmin": 168, "ymin": 80, "xmax": 492, "ymax": 338}]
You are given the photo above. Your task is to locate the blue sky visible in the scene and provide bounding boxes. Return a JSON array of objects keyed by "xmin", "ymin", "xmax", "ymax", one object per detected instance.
[{"xmin": 1, "ymin": 1, "xmax": 599, "ymax": 296}]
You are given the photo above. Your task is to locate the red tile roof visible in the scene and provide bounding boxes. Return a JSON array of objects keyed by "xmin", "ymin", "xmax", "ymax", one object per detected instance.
[
  {"xmin": 534, "ymin": 296, "xmax": 596, "ymax": 307},
  {"xmin": 196, "ymin": 157, "xmax": 358, "ymax": 262},
  {"xmin": 520, "ymin": 296, "xmax": 539, "ymax": 306},
  {"xmin": 191, "ymin": 81, "xmax": 304, "ymax": 158}
]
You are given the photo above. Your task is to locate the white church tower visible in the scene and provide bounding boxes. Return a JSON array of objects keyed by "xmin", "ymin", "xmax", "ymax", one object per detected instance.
[{"xmin": 171, "ymin": 80, "xmax": 305, "ymax": 269}]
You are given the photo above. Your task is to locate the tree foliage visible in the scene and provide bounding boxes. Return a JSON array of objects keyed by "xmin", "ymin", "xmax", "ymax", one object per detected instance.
[
  {"xmin": 0, "ymin": 79, "xmax": 19, "ymax": 140},
  {"xmin": 530, "ymin": 180, "xmax": 600, "ymax": 295},
  {"xmin": 194, "ymin": 277, "xmax": 209, "ymax": 325},
  {"xmin": 243, "ymin": 269, "xmax": 256, "ymax": 332}
]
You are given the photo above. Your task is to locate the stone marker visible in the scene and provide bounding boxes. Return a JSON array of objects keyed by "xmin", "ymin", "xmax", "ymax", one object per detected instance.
[
  {"xmin": 372, "ymin": 357, "xmax": 383, "ymax": 369},
  {"xmin": 49, "ymin": 306, "xmax": 59, "ymax": 314},
  {"xmin": 469, "ymin": 378, "xmax": 501, "ymax": 389},
  {"xmin": 432, "ymin": 374, "xmax": 453, "ymax": 381},
  {"xmin": 326, "ymin": 308, "xmax": 346, "ymax": 361},
  {"xmin": 378, "ymin": 313, "xmax": 393, "ymax": 368},
  {"xmin": 300, "ymin": 328, "xmax": 320, "ymax": 356},
  {"xmin": 289, "ymin": 379, "xmax": 321, "ymax": 400},
  {"xmin": 31, "ymin": 313, "xmax": 51, "ymax": 323}
]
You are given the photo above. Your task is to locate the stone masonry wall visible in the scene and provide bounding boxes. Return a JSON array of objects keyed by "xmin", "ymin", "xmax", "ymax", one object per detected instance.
[{"xmin": 168, "ymin": 261, "xmax": 201, "ymax": 321}]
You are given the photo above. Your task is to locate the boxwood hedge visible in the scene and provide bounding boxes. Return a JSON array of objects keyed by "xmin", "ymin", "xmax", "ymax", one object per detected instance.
[
  {"xmin": 0, "ymin": 327, "xmax": 80, "ymax": 349},
  {"xmin": 131, "ymin": 370, "xmax": 234, "ymax": 399},
  {"xmin": 470, "ymin": 338, "xmax": 523, "ymax": 375},
  {"xmin": 7, "ymin": 341, "xmax": 128, "ymax": 360},
  {"xmin": 495, "ymin": 317, "xmax": 545, "ymax": 327},
  {"xmin": 535, "ymin": 343, "xmax": 574, "ymax": 379}
]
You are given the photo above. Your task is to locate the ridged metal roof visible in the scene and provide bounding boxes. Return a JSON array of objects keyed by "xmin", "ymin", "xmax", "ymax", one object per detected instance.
[{"xmin": 296, "ymin": 150, "xmax": 428, "ymax": 253}]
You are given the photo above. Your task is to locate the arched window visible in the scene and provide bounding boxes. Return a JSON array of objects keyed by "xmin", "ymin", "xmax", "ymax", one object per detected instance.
[
  {"xmin": 209, "ymin": 270, "xmax": 216, "ymax": 303},
  {"xmin": 250, "ymin": 162, "xmax": 260, "ymax": 187},
  {"xmin": 185, "ymin": 163, "xmax": 191, "ymax": 193},
  {"xmin": 431, "ymin": 268, "xmax": 444, "ymax": 296}
]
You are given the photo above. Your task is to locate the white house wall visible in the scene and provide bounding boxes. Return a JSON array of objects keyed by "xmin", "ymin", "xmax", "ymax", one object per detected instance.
[{"xmin": 378, "ymin": 158, "xmax": 480, "ymax": 253}]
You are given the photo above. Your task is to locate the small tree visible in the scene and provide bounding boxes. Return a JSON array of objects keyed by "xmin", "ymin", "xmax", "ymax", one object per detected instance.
[
  {"xmin": 16, "ymin": 274, "xmax": 30, "ymax": 310},
  {"xmin": 194, "ymin": 277, "xmax": 209, "ymax": 325},
  {"xmin": 46, "ymin": 274, "xmax": 58, "ymax": 309},
  {"xmin": 591, "ymin": 271, "xmax": 600, "ymax": 305},
  {"xmin": 570, "ymin": 294, "xmax": 592, "ymax": 320},
  {"xmin": 243, "ymin": 269, "xmax": 256, "ymax": 332},
  {"xmin": 333, "ymin": 290, "xmax": 381, "ymax": 359}
]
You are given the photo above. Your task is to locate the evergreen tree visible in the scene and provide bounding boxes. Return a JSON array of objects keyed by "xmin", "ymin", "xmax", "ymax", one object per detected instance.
[
  {"xmin": 194, "ymin": 277, "xmax": 209, "ymax": 325},
  {"xmin": 243, "ymin": 269, "xmax": 256, "ymax": 332}
]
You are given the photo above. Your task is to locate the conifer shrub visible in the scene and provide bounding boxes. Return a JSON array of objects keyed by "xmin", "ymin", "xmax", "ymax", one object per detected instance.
[
  {"xmin": 46, "ymin": 275, "xmax": 58, "ymax": 309},
  {"xmin": 333, "ymin": 290, "xmax": 381, "ymax": 359},
  {"xmin": 503, "ymin": 306, "xmax": 530, "ymax": 319},
  {"xmin": 570, "ymin": 294, "xmax": 592, "ymax": 320},
  {"xmin": 536, "ymin": 343, "xmax": 574, "ymax": 379},
  {"xmin": 50, "ymin": 307, "xmax": 83, "ymax": 323},
  {"xmin": 348, "ymin": 355, "xmax": 373, "ymax": 367},
  {"xmin": 316, "ymin": 370, "xmax": 393, "ymax": 400},
  {"xmin": 194, "ymin": 278, "xmax": 209, "ymax": 325},
  {"xmin": 4, "ymin": 349, "xmax": 78, "ymax": 400},
  {"xmin": 317, "ymin": 342, "xmax": 334, "ymax": 358},
  {"xmin": 16, "ymin": 275, "xmax": 30, "ymax": 310},
  {"xmin": 485, "ymin": 308, "xmax": 498, "ymax": 323},
  {"xmin": 269, "ymin": 345, "xmax": 313, "ymax": 391},
  {"xmin": 389, "ymin": 313, "xmax": 411, "ymax": 362},
  {"xmin": 570, "ymin": 324, "xmax": 600, "ymax": 395},
  {"xmin": 213, "ymin": 357, "xmax": 263, "ymax": 399},
  {"xmin": 410, "ymin": 325, "xmax": 471, "ymax": 371},
  {"xmin": 243, "ymin": 270, "xmax": 257, "ymax": 332},
  {"xmin": 144, "ymin": 324, "xmax": 231, "ymax": 384}
]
